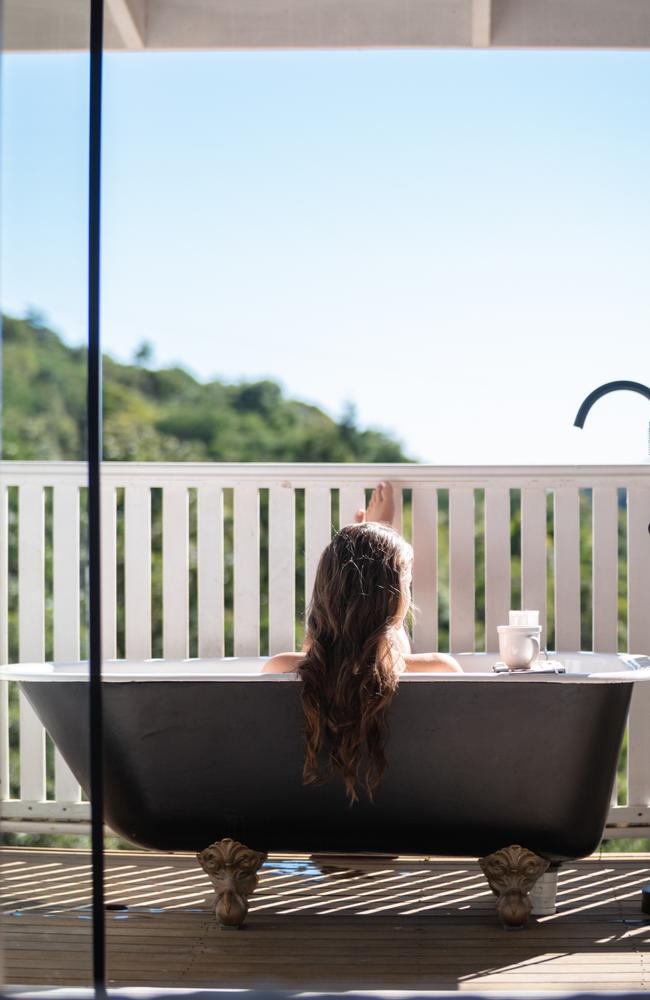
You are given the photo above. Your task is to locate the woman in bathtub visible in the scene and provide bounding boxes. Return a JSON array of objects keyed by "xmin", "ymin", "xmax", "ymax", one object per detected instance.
[{"xmin": 263, "ymin": 482, "xmax": 461, "ymax": 801}]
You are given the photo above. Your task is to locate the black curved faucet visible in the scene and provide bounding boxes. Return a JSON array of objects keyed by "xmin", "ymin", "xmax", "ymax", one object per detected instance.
[{"xmin": 574, "ymin": 380, "xmax": 650, "ymax": 427}]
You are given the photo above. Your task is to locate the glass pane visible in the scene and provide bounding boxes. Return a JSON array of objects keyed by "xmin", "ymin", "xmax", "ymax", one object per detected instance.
[
  {"xmin": 0, "ymin": 1, "xmax": 93, "ymax": 988},
  {"xmin": 100, "ymin": 50, "xmax": 650, "ymax": 468},
  {"xmin": 98, "ymin": 48, "xmax": 650, "ymax": 979}
]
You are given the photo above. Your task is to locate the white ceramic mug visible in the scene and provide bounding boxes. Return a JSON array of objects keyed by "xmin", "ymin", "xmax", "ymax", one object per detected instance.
[{"xmin": 497, "ymin": 625, "xmax": 541, "ymax": 670}]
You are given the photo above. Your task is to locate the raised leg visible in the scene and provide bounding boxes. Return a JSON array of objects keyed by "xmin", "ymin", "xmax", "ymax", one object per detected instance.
[
  {"xmin": 354, "ymin": 481, "xmax": 395, "ymax": 526},
  {"xmin": 197, "ymin": 837, "xmax": 267, "ymax": 929},
  {"xmin": 479, "ymin": 844, "xmax": 549, "ymax": 929}
]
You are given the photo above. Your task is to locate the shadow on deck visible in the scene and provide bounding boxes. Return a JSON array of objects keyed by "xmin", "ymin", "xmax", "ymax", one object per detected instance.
[{"xmin": 2, "ymin": 848, "xmax": 650, "ymax": 991}]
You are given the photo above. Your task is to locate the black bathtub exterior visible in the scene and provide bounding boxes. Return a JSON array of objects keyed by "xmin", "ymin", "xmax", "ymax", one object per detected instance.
[{"xmin": 22, "ymin": 677, "xmax": 632, "ymax": 859}]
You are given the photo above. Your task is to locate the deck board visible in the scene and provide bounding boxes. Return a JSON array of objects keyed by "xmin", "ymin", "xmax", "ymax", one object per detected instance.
[{"xmin": 2, "ymin": 848, "xmax": 650, "ymax": 991}]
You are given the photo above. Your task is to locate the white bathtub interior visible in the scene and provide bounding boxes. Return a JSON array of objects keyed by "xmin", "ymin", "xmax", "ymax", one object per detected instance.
[{"xmin": 2, "ymin": 650, "xmax": 649, "ymax": 683}]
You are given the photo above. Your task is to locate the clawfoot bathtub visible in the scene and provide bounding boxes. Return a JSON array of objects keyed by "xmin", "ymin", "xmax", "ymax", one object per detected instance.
[{"xmin": 3, "ymin": 652, "xmax": 647, "ymax": 929}]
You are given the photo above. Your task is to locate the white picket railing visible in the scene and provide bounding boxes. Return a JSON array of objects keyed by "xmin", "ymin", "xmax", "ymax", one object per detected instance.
[{"xmin": 1, "ymin": 460, "xmax": 650, "ymax": 837}]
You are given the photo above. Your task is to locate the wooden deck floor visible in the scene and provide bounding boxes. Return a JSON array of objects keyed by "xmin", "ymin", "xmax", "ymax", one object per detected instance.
[{"xmin": 2, "ymin": 848, "xmax": 650, "ymax": 992}]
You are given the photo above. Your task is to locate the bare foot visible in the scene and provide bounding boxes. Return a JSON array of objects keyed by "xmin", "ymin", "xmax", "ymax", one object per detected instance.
[{"xmin": 355, "ymin": 482, "xmax": 395, "ymax": 526}]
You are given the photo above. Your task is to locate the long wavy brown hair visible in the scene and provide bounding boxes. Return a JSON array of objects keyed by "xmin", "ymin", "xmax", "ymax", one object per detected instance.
[{"xmin": 298, "ymin": 522, "xmax": 413, "ymax": 803}]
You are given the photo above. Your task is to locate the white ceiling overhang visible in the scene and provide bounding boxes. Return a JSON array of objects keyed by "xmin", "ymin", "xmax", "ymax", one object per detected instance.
[{"xmin": 4, "ymin": 0, "xmax": 650, "ymax": 52}]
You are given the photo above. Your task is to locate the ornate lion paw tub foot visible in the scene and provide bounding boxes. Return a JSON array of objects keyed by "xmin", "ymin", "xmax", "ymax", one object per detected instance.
[
  {"xmin": 197, "ymin": 838, "xmax": 267, "ymax": 929},
  {"xmin": 479, "ymin": 844, "xmax": 550, "ymax": 928}
]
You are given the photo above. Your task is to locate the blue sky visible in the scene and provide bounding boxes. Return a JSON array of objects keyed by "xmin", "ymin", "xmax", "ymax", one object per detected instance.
[{"xmin": 2, "ymin": 48, "xmax": 650, "ymax": 463}]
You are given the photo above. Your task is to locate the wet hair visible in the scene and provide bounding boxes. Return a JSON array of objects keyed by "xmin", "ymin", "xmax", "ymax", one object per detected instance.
[{"xmin": 298, "ymin": 522, "xmax": 413, "ymax": 803}]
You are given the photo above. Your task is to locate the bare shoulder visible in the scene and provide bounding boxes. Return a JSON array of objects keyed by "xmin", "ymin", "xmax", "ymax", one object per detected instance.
[
  {"xmin": 262, "ymin": 652, "xmax": 304, "ymax": 674},
  {"xmin": 403, "ymin": 652, "xmax": 463, "ymax": 673}
]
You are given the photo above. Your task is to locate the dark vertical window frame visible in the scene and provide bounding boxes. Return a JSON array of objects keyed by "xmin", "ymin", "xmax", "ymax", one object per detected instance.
[{"xmin": 88, "ymin": 0, "xmax": 106, "ymax": 992}]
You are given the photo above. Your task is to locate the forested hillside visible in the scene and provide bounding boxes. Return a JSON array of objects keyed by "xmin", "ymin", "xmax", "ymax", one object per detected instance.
[{"xmin": 1, "ymin": 314, "xmax": 409, "ymax": 463}]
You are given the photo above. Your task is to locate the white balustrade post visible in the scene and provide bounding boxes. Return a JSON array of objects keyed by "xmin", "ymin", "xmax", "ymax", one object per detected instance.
[
  {"xmin": 521, "ymin": 488, "xmax": 547, "ymax": 638},
  {"xmin": 411, "ymin": 487, "xmax": 438, "ymax": 653},
  {"xmin": 125, "ymin": 485, "xmax": 152, "ymax": 660},
  {"xmin": 233, "ymin": 486, "xmax": 260, "ymax": 656},
  {"xmin": 484, "ymin": 487, "xmax": 510, "ymax": 652},
  {"xmin": 554, "ymin": 487, "xmax": 581, "ymax": 652},
  {"xmin": 269, "ymin": 485, "xmax": 295, "ymax": 654},
  {"xmin": 197, "ymin": 486, "xmax": 224, "ymax": 658},
  {"xmin": 53, "ymin": 483, "xmax": 82, "ymax": 803},
  {"xmin": 101, "ymin": 483, "xmax": 117, "ymax": 661},
  {"xmin": 627, "ymin": 487, "xmax": 650, "ymax": 810},
  {"xmin": 449, "ymin": 487, "xmax": 475, "ymax": 653},
  {"xmin": 18, "ymin": 483, "xmax": 46, "ymax": 802},
  {"xmin": 592, "ymin": 487, "xmax": 619, "ymax": 654},
  {"xmin": 162, "ymin": 485, "xmax": 189, "ymax": 660}
]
